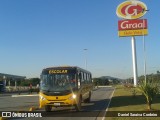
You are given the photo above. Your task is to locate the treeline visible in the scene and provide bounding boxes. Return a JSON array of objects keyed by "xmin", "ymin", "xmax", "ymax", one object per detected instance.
[
  {"xmin": 92, "ymin": 78, "xmax": 120, "ymax": 86},
  {"xmin": 125, "ymin": 72, "xmax": 160, "ymax": 84},
  {"xmin": 139, "ymin": 73, "xmax": 160, "ymax": 83},
  {"xmin": 8, "ymin": 78, "xmax": 40, "ymax": 86}
]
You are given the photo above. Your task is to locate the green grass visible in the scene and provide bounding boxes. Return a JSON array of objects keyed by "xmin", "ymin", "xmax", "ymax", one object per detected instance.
[{"xmin": 106, "ymin": 85, "xmax": 160, "ymax": 120}]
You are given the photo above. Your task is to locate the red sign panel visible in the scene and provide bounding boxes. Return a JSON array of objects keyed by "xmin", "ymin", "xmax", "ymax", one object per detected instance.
[{"xmin": 118, "ymin": 19, "xmax": 147, "ymax": 31}]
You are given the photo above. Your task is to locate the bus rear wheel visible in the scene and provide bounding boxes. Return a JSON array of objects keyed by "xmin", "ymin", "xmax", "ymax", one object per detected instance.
[
  {"xmin": 45, "ymin": 105, "xmax": 52, "ymax": 112},
  {"xmin": 75, "ymin": 97, "xmax": 82, "ymax": 111}
]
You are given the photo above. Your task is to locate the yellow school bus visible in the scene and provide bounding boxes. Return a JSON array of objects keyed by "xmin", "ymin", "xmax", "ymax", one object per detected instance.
[{"xmin": 39, "ymin": 66, "xmax": 93, "ymax": 112}]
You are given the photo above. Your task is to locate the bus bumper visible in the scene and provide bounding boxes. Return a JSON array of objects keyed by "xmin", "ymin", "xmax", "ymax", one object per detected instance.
[{"xmin": 39, "ymin": 93, "xmax": 77, "ymax": 108}]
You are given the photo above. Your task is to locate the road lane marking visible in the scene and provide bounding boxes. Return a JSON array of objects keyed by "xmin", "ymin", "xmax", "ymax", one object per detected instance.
[
  {"xmin": 101, "ymin": 88, "xmax": 115, "ymax": 120},
  {"xmin": 12, "ymin": 94, "xmax": 39, "ymax": 97},
  {"xmin": 97, "ymin": 86, "xmax": 112, "ymax": 88}
]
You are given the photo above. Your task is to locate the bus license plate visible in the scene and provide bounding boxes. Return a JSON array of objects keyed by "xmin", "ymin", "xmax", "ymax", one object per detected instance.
[{"xmin": 54, "ymin": 103, "xmax": 60, "ymax": 106}]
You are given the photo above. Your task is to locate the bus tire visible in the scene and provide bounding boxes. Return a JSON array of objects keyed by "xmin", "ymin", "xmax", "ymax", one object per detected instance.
[
  {"xmin": 84, "ymin": 92, "xmax": 91, "ymax": 103},
  {"xmin": 75, "ymin": 96, "xmax": 82, "ymax": 111},
  {"xmin": 45, "ymin": 105, "xmax": 52, "ymax": 112}
]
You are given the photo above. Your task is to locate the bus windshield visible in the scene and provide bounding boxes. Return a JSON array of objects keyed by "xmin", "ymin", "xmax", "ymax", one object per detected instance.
[{"xmin": 40, "ymin": 74, "xmax": 77, "ymax": 92}]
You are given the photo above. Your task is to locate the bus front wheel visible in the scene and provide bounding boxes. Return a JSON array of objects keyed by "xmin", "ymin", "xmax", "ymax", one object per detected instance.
[
  {"xmin": 45, "ymin": 105, "xmax": 52, "ymax": 112},
  {"xmin": 75, "ymin": 97, "xmax": 82, "ymax": 111},
  {"xmin": 84, "ymin": 92, "xmax": 91, "ymax": 103}
]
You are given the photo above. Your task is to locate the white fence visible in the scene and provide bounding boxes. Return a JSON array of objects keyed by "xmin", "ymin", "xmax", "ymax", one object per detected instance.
[{"xmin": 5, "ymin": 86, "xmax": 37, "ymax": 92}]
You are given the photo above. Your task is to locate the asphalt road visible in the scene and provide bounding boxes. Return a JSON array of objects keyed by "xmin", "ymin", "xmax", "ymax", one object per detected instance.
[
  {"xmin": 0, "ymin": 86, "xmax": 115, "ymax": 120},
  {"xmin": 0, "ymin": 93, "xmax": 39, "ymax": 111}
]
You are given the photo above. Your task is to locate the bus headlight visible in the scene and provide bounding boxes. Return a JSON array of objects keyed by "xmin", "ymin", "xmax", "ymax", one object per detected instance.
[
  {"xmin": 69, "ymin": 94, "xmax": 76, "ymax": 100},
  {"xmin": 72, "ymin": 94, "xmax": 76, "ymax": 99},
  {"xmin": 39, "ymin": 95, "xmax": 46, "ymax": 101}
]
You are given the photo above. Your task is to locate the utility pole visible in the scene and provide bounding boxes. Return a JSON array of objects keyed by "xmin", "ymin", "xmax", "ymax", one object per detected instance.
[{"xmin": 83, "ymin": 49, "xmax": 88, "ymax": 70}]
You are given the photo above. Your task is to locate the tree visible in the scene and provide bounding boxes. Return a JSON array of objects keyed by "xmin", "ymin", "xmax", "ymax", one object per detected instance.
[
  {"xmin": 104, "ymin": 79, "xmax": 109, "ymax": 85},
  {"xmin": 18, "ymin": 78, "xmax": 40, "ymax": 86},
  {"xmin": 93, "ymin": 78, "xmax": 101, "ymax": 86},
  {"xmin": 93, "ymin": 78, "xmax": 110, "ymax": 86},
  {"xmin": 137, "ymin": 80, "xmax": 159, "ymax": 110},
  {"xmin": 29, "ymin": 78, "xmax": 40, "ymax": 86}
]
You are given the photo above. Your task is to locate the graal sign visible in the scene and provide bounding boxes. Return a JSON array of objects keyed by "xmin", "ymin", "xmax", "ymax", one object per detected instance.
[
  {"xmin": 116, "ymin": 0, "xmax": 147, "ymax": 19},
  {"xmin": 118, "ymin": 19, "xmax": 148, "ymax": 37},
  {"xmin": 118, "ymin": 19, "xmax": 147, "ymax": 30},
  {"xmin": 116, "ymin": 0, "xmax": 148, "ymax": 37}
]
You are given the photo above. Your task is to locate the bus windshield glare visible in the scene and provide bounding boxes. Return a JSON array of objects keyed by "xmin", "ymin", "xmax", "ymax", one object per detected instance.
[{"xmin": 40, "ymin": 73, "xmax": 77, "ymax": 92}]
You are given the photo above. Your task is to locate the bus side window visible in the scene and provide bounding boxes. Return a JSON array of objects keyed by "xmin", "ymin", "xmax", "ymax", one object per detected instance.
[
  {"xmin": 87, "ymin": 74, "xmax": 89, "ymax": 83},
  {"xmin": 85, "ymin": 73, "xmax": 89, "ymax": 83},
  {"xmin": 84, "ymin": 73, "xmax": 87, "ymax": 84},
  {"xmin": 91, "ymin": 74, "xmax": 92, "ymax": 83},
  {"xmin": 78, "ymin": 73, "xmax": 81, "ymax": 88},
  {"xmin": 78, "ymin": 73, "xmax": 82, "ymax": 80},
  {"xmin": 88, "ymin": 74, "xmax": 91, "ymax": 83},
  {"xmin": 82, "ymin": 72, "xmax": 85, "ymax": 84},
  {"xmin": 85, "ymin": 73, "xmax": 88, "ymax": 83}
]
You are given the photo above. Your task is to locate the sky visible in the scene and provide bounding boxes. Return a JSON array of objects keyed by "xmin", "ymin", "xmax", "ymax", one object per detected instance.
[{"xmin": 0, "ymin": 0, "xmax": 160, "ymax": 79}]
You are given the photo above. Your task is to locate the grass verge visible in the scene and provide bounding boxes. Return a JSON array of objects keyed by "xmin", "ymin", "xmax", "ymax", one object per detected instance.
[{"xmin": 106, "ymin": 85, "xmax": 160, "ymax": 120}]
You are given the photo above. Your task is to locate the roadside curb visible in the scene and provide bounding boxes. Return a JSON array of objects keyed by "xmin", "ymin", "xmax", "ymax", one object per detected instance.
[
  {"xmin": 0, "ymin": 94, "xmax": 12, "ymax": 97},
  {"xmin": 29, "ymin": 106, "xmax": 40, "ymax": 111},
  {"xmin": 12, "ymin": 94, "xmax": 38, "ymax": 97},
  {"xmin": 0, "ymin": 116, "xmax": 7, "ymax": 120},
  {"xmin": 98, "ymin": 86, "xmax": 113, "ymax": 88}
]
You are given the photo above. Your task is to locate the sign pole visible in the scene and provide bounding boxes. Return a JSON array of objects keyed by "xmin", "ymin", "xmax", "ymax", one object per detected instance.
[
  {"xmin": 116, "ymin": 0, "xmax": 148, "ymax": 87},
  {"xmin": 131, "ymin": 36, "xmax": 138, "ymax": 86}
]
